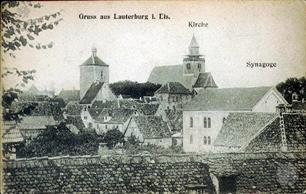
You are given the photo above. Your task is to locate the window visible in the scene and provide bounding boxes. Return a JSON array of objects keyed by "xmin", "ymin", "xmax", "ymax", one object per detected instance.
[
  {"xmin": 223, "ymin": 117, "xmax": 226, "ymax": 123},
  {"xmin": 208, "ymin": 136, "xmax": 211, "ymax": 145},
  {"xmin": 84, "ymin": 116, "xmax": 87, "ymax": 120},
  {"xmin": 97, "ymin": 124, "xmax": 99, "ymax": 129},
  {"xmin": 190, "ymin": 117, "xmax": 193, "ymax": 128},
  {"xmin": 187, "ymin": 63, "xmax": 191, "ymax": 70},
  {"xmin": 101, "ymin": 71, "xmax": 103, "ymax": 79},
  {"xmin": 105, "ymin": 125, "xmax": 108, "ymax": 129},
  {"xmin": 173, "ymin": 106, "xmax": 176, "ymax": 110},
  {"xmin": 203, "ymin": 136, "xmax": 207, "ymax": 144},
  {"xmin": 198, "ymin": 63, "xmax": 201, "ymax": 69},
  {"xmin": 208, "ymin": 118, "xmax": 211, "ymax": 128},
  {"xmin": 190, "ymin": 135, "xmax": 193, "ymax": 144},
  {"xmin": 160, "ymin": 96, "xmax": 163, "ymax": 101},
  {"xmin": 176, "ymin": 96, "xmax": 179, "ymax": 102},
  {"xmin": 204, "ymin": 117, "xmax": 207, "ymax": 128}
]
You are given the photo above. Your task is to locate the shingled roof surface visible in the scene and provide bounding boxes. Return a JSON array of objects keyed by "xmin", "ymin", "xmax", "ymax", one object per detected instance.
[
  {"xmin": 81, "ymin": 56, "xmax": 109, "ymax": 66},
  {"xmin": 92, "ymin": 100, "xmax": 159, "ymax": 115},
  {"xmin": 155, "ymin": 82, "xmax": 191, "ymax": 95},
  {"xmin": 245, "ymin": 113, "xmax": 306, "ymax": 152},
  {"xmin": 165, "ymin": 110, "xmax": 183, "ymax": 132},
  {"xmin": 88, "ymin": 108, "xmax": 104, "ymax": 120},
  {"xmin": 3, "ymin": 122, "xmax": 24, "ymax": 144},
  {"xmin": 80, "ymin": 81, "xmax": 104, "ymax": 104},
  {"xmin": 18, "ymin": 116, "xmax": 56, "ymax": 130},
  {"xmin": 193, "ymin": 72, "xmax": 218, "ymax": 88},
  {"xmin": 184, "ymin": 86, "xmax": 272, "ymax": 111},
  {"xmin": 148, "ymin": 65, "xmax": 183, "ymax": 85},
  {"xmin": 65, "ymin": 101, "xmax": 83, "ymax": 115},
  {"xmin": 96, "ymin": 108, "xmax": 135, "ymax": 123},
  {"xmin": 214, "ymin": 112, "xmax": 277, "ymax": 147},
  {"xmin": 133, "ymin": 116, "xmax": 171, "ymax": 138}
]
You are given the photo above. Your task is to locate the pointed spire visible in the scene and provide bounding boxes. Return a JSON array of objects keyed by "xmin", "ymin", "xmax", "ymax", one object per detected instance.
[
  {"xmin": 91, "ymin": 46, "xmax": 97, "ymax": 63},
  {"xmin": 188, "ymin": 34, "xmax": 200, "ymax": 55}
]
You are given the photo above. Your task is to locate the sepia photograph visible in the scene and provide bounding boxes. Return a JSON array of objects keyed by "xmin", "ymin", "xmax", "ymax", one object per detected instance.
[{"xmin": 1, "ymin": 1, "xmax": 306, "ymax": 193}]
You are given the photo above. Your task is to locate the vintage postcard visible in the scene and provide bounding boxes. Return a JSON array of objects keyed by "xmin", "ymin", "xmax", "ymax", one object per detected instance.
[{"xmin": 1, "ymin": 1, "xmax": 306, "ymax": 193}]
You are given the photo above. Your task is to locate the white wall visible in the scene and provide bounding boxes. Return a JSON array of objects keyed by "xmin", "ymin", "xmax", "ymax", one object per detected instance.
[
  {"xmin": 253, "ymin": 89, "xmax": 287, "ymax": 112},
  {"xmin": 183, "ymin": 111, "xmax": 229, "ymax": 153},
  {"xmin": 94, "ymin": 83, "xmax": 116, "ymax": 102}
]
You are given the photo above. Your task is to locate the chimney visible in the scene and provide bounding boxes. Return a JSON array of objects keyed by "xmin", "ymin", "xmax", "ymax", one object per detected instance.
[{"xmin": 117, "ymin": 98, "xmax": 120, "ymax": 108}]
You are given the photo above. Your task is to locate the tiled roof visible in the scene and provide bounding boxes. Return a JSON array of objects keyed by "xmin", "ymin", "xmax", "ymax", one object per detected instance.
[
  {"xmin": 92, "ymin": 100, "xmax": 159, "ymax": 115},
  {"xmin": 96, "ymin": 108, "xmax": 135, "ymax": 123},
  {"xmin": 214, "ymin": 112, "xmax": 277, "ymax": 147},
  {"xmin": 155, "ymin": 82, "xmax": 191, "ymax": 95},
  {"xmin": 81, "ymin": 56, "xmax": 109, "ymax": 66},
  {"xmin": 184, "ymin": 86, "xmax": 272, "ymax": 111},
  {"xmin": 3, "ymin": 122, "xmax": 24, "ymax": 143},
  {"xmin": 132, "ymin": 116, "xmax": 171, "ymax": 138},
  {"xmin": 58, "ymin": 90, "xmax": 80, "ymax": 102},
  {"xmin": 193, "ymin": 72, "xmax": 218, "ymax": 88},
  {"xmin": 244, "ymin": 113, "xmax": 306, "ymax": 152},
  {"xmin": 65, "ymin": 101, "xmax": 83, "ymax": 115},
  {"xmin": 80, "ymin": 81, "xmax": 104, "ymax": 104},
  {"xmin": 147, "ymin": 65, "xmax": 183, "ymax": 85},
  {"xmin": 18, "ymin": 116, "xmax": 56, "ymax": 130},
  {"xmin": 165, "ymin": 110, "xmax": 183, "ymax": 132},
  {"xmin": 88, "ymin": 108, "xmax": 104, "ymax": 120}
]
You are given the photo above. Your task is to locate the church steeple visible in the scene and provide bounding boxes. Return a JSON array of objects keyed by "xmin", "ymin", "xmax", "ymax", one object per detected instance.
[{"xmin": 188, "ymin": 34, "xmax": 200, "ymax": 55}]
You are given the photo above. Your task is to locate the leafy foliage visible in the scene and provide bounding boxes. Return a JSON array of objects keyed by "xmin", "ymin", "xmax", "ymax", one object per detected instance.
[
  {"xmin": 17, "ymin": 123, "xmax": 105, "ymax": 157},
  {"xmin": 103, "ymin": 129, "xmax": 124, "ymax": 148},
  {"xmin": 276, "ymin": 77, "xmax": 306, "ymax": 104},
  {"xmin": 17, "ymin": 123, "xmax": 125, "ymax": 157},
  {"xmin": 109, "ymin": 81, "xmax": 161, "ymax": 99},
  {"xmin": 1, "ymin": 1, "xmax": 62, "ymax": 56}
]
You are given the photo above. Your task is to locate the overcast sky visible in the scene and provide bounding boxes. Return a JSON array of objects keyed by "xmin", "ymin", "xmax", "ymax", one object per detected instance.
[{"xmin": 3, "ymin": 1, "xmax": 305, "ymax": 93}]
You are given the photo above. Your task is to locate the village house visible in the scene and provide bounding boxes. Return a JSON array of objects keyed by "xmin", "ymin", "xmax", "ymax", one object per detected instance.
[
  {"xmin": 124, "ymin": 115, "xmax": 172, "ymax": 147},
  {"xmin": 154, "ymin": 82, "xmax": 192, "ymax": 111},
  {"xmin": 148, "ymin": 35, "xmax": 218, "ymax": 91},
  {"xmin": 80, "ymin": 99, "xmax": 160, "ymax": 133},
  {"xmin": 182, "ymin": 86, "xmax": 288, "ymax": 153},
  {"xmin": 63, "ymin": 101, "xmax": 86, "ymax": 132},
  {"xmin": 18, "ymin": 115, "xmax": 57, "ymax": 141},
  {"xmin": 3, "ymin": 121, "xmax": 24, "ymax": 160}
]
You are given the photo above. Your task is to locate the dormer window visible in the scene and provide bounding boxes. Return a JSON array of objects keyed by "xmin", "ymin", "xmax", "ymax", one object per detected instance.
[{"xmin": 187, "ymin": 63, "xmax": 191, "ymax": 70}]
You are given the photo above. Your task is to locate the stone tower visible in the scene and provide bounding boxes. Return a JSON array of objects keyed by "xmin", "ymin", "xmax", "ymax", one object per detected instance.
[
  {"xmin": 80, "ymin": 47, "xmax": 109, "ymax": 99},
  {"xmin": 183, "ymin": 35, "xmax": 205, "ymax": 90}
]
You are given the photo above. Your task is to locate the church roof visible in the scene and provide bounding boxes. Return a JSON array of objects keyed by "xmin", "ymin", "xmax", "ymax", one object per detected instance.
[
  {"xmin": 193, "ymin": 72, "xmax": 218, "ymax": 88},
  {"xmin": 81, "ymin": 56, "xmax": 109, "ymax": 66},
  {"xmin": 147, "ymin": 65, "xmax": 183, "ymax": 85},
  {"xmin": 213, "ymin": 112, "xmax": 277, "ymax": 147},
  {"xmin": 183, "ymin": 86, "xmax": 272, "ymax": 111},
  {"xmin": 155, "ymin": 82, "xmax": 191, "ymax": 95},
  {"xmin": 80, "ymin": 81, "xmax": 104, "ymax": 104},
  {"xmin": 189, "ymin": 34, "xmax": 199, "ymax": 48}
]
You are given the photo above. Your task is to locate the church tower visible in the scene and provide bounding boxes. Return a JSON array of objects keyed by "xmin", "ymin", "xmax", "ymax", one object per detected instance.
[
  {"xmin": 80, "ymin": 47, "xmax": 109, "ymax": 99},
  {"xmin": 183, "ymin": 35, "xmax": 205, "ymax": 90}
]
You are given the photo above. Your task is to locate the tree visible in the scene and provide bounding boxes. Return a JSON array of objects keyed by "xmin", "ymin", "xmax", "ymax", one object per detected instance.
[
  {"xmin": 103, "ymin": 129, "xmax": 124, "ymax": 148},
  {"xmin": 109, "ymin": 80, "xmax": 161, "ymax": 99},
  {"xmin": 276, "ymin": 77, "xmax": 306, "ymax": 104},
  {"xmin": 1, "ymin": 2, "xmax": 63, "ymax": 121}
]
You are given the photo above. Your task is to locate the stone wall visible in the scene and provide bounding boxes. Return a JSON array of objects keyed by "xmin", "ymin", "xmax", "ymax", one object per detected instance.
[{"xmin": 3, "ymin": 152, "xmax": 306, "ymax": 193}]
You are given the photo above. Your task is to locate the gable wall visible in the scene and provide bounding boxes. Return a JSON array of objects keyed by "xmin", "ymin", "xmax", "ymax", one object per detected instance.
[{"xmin": 253, "ymin": 89, "xmax": 286, "ymax": 112}]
